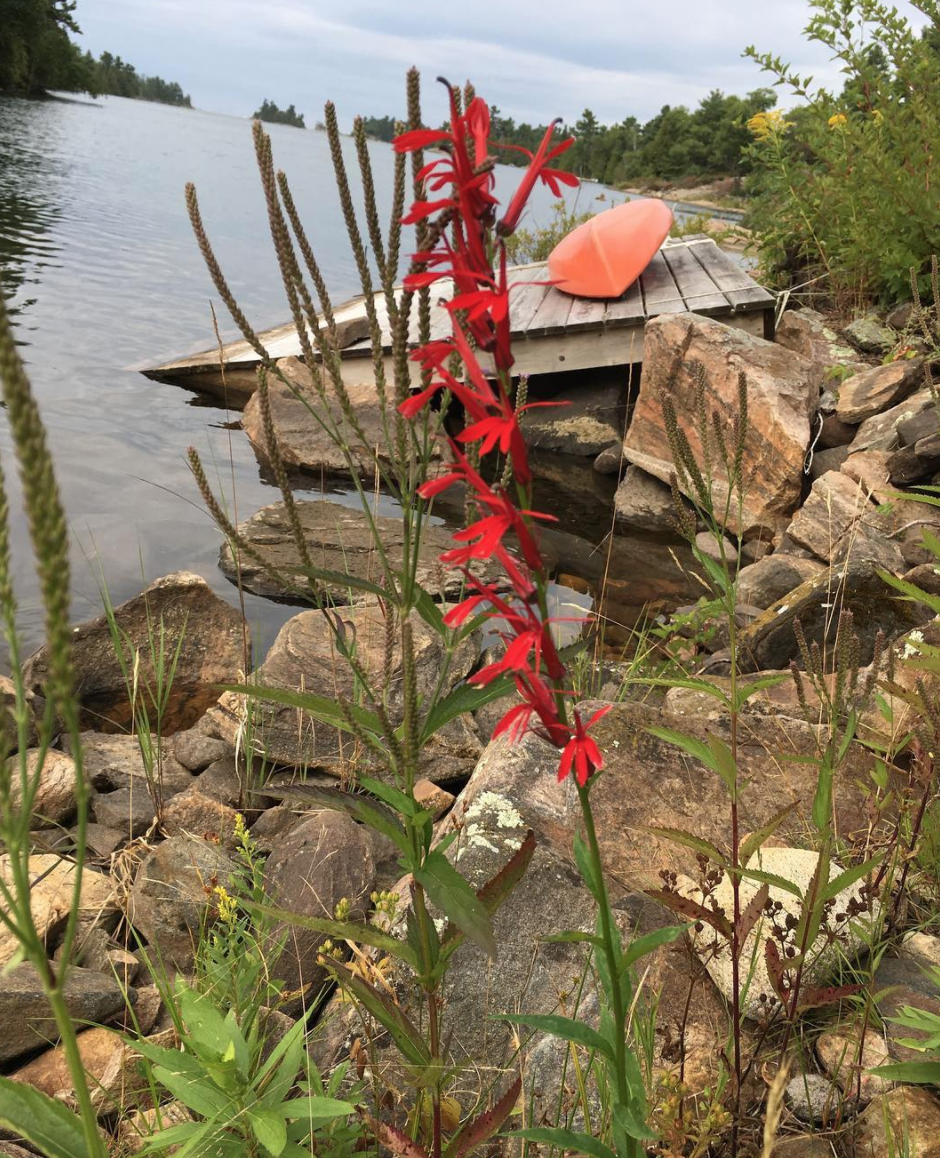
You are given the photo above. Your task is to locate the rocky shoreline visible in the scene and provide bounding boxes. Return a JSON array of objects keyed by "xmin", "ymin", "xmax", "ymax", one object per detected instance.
[{"xmin": 3, "ymin": 300, "xmax": 940, "ymax": 1155}]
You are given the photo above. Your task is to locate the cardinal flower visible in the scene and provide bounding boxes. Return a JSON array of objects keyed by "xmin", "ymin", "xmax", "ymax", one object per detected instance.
[{"xmin": 557, "ymin": 706, "xmax": 611, "ymax": 787}]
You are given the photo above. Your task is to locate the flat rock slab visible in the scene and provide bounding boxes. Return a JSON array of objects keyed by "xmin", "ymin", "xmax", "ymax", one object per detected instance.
[
  {"xmin": 0, "ymin": 964, "xmax": 129, "ymax": 1065},
  {"xmin": 849, "ymin": 387, "xmax": 936, "ymax": 454},
  {"xmin": 835, "ymin": 359, "xmax": 924, "ymax": 424},
  {"xmin": 242, "ymin": 357, "xmax": 429, "ymax": 478},
  {"xmin": 208, "ymin": 603, "xmax": 482, "ymax": 779},
  {"xmin": 521, "ymin": 380, "xmax": 624, "ymax": 456},
  {"xmin": 23, "ymin": 572, "xmax": 248, "ymax": 733},
  {"xmin": 219, "ymin": 498, "xmax": 504, "ymax": 604},
  {"xmin": 623, "ymin": 312, "xmax": 817, "ymax": 537}
]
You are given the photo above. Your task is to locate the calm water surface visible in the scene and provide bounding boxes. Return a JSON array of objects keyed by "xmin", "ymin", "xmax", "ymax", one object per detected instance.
[{"xmin": 0, "ymin": 94, "xmax": 681, "ymax": 660}]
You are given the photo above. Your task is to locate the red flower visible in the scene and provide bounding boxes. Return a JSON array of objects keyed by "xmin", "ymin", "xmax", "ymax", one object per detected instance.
[
  {"xmin": 557, "ymin": 707, "xmax": 611, "ymax": 788},
  {"xmin": 498, "ymin": 121, "xmax": 578, "ymax": 236}
]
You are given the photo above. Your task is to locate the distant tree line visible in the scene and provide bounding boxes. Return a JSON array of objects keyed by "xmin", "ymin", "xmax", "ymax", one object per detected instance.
[
  {"xmin": 253, "ymin": 99, "xmax": 305, "ymax": 128},
  {"xmin": 362, "ymin": 88, "xmax": 779, "ymax": 189},
  {"xmin": 0, "ymin": 0, "xmax": 190, "ymax": 106}
]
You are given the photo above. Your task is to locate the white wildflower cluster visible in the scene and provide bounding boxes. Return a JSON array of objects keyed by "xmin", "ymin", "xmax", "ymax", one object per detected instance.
[{"xmin": 899, "ymin": 629, "xmax": 925, "ymax": 660}]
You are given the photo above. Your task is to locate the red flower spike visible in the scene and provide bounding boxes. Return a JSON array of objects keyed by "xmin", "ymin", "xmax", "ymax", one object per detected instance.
[
  {"xmin": 498, "ymin": 121, "xmax": 577, "ymax": 236},
  {"xmin": 557, "ymin": 707, "xmax": 612, "ymax": 788}
]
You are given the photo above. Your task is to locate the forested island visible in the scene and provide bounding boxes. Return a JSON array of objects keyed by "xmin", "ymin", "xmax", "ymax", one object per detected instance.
[
  {"xmin": 0, "ymin": 0, "xmax": 190, "ymax": 106},
  {"xmin": 362, "ymin": 89, "xmax": 777, "ymax": 189},
  {"xmin": 253, "ymin": 99, "xmax": 305, "ymax": 128}
]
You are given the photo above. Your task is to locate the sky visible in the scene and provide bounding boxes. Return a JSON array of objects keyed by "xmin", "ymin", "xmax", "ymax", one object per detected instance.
[{"xmin": 71, "ymin": 0, "xmax": 930, "ymax": 129}]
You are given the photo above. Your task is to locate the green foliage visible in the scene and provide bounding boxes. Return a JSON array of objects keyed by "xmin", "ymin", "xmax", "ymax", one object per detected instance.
[
  {"xmin": 0, "ymin": 0, "xmax": 190, "ymax": 103},
  {"xmin": 503, "ymin": 199, "xmax": 593, "ymax": 265},
  {"xmin": 253, "ymin": 99, "xmax": 305, "ymax": 128},
  {"xmin": 745, "ymin": 0, "xmax": 940, "ymax": 304},
  {"xmin": 365, "ymin": 89, "xmax": 777, "ymax": 188},
  {"xmin": 135, "ymin": 986, "xmax": 358, "ymax": 1157},
  {"xmin": 871, "ymin": 964, "xmax": 940, "ymax": 1083}
]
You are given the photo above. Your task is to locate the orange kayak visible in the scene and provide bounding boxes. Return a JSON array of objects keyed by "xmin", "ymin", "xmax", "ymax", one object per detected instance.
[{"xmin": 547, "ymin": 199, "xmax": 675, "ymax": 299}]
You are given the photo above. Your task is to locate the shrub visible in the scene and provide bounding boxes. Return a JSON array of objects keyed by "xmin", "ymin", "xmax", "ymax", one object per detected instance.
[{"xmin": 745, "ymin": 0, "xmax": 940, "ymax": 306}]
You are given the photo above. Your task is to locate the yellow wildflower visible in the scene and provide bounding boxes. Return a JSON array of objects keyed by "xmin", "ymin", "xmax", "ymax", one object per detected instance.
[
  {"xmin": 747, "ymin": 109, "xmax": 792, "ymax": 141},
  {"xmin": 871, "ymin": 108, "xmax": 884, "ymax": 123},
  {"xmin": 828, "ymin": 112, "xmax": 848, "ymax": 129},
  {"xmin": 213, "ymin": 884, "xmax": 238, "ymax": 925}
]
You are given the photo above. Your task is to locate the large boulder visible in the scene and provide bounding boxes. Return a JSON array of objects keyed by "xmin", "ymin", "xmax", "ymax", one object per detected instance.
[
  {"xmin": 0, "ymin": 964, "xmax": 129, "ymax": 1064},
  {"xmin": 835, "ymin": 360, "xmax": 925, "ymax": 424},
  {"xmin": 623, "ymin": 313, "xmax": 817, "ymax": 538},
  {"xmin": 735, "ymin": 556, "xmax": 927, "ymax": 672},
  {"xmin": 455, "ymin": 700, "xmax": 876, "ymax": 894},
  {"xmin": 219, "ymin": 499, "xmax": 505, "ymax": 604},
  {"xmin": 844, "ymin": 314, "xmax": 897, "ymax": 355},
  {"xmin": 614, "ymin": 464, "xmax": 685, "ymax": 533},
  {"xmin": 848, "ymin": 387, "xmax": 936, "ymax": 454},
  {"xmin": 263, "ymin": 810, "xmax": 374, "ymax": 1014},
  {"xmin": 242, "ymin": 357, "xmax": 422, "ymax": 479},
  {"xmin": 854, "ymin": 1087, "xmax": 940, "ymax": 1158},
  {"xmin": 62, "ymin": 733, "xmax": 194, "ymax": 796},
  {"xmin": 23, "ymin": 573, "xmax": 248, "ymax": 733},
  {"xmin": 0, "ymin": 855, "xmax": 118, "ymax": 967},
  {"xmin": 127, "ymin": 834, "xmax": 235, "ymax": 970},
  {"xmin": 207, "ymin": 603, "xmax": 483, "ymax": 780},
  {"xmin": 7, "ymin": 750, "xmax": 77, "ymax": 829},
  {"xmin": 775, "ymin": 309, "xmax": 867, "ymax": 383},
  {"xmin": 681, "ymin": 846, "xmax": 872, "ymax": 1020},
  {"xmin": 737, "ymin": 554, "xmax": 824, "ymax": 609}
]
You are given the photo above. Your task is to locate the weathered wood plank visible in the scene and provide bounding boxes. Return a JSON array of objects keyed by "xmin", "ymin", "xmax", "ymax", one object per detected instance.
[
  {"xmin": 565, "ymin": 292, "xmax": 609, "ymax": 329},
  {"xmin": 509, "ymin": 279, "xmax": 552, "ymax": 333},
  {"xmin": 688, "ymin": 241, "xmax": 774, "ymax": 310},
  {"xmin": 526, "ymin": 286, "xmax": 575, "ymax": 337},
  {"xmin": 604, "ymin": 278, "xmax": 645, "ymax": 328},
  {"xmin": 639, "ymin": 251, "xmax": 685, "ymax": 316},
  {"xmin": 661, "ymin": 244, "xmax": 729, "ymax": 314}
]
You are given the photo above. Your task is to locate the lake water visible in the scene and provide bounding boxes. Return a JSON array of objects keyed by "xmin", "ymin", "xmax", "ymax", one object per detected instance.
[{"xmin": 0, "ymin": 93, "xmax": 690, "ymax": 661}]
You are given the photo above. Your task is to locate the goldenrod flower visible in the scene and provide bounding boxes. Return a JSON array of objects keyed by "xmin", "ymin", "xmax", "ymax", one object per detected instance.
[
  {"xmin": 871, "ymin": 108, "xmax": 884, "ymax": 123},
  {"xmin": 828, "ymin": 112, "xmax": 848, "ymax": 129},
  {"xmin": 213, "ymin": 885, "xmax": 238, "ymax": 924},
  {"xmin": 747, "ymin": 109, "xmax": 792, "ymax": 141}
]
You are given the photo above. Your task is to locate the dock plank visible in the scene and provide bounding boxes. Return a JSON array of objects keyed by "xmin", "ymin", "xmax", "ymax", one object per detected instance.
[
  {"xmin": 688, "ymin": 241, "xmax": 774, "ymax": 310},
  {"xmin": 526, "ymin": 286, "xmax": 575, "ymax": 337},
  {"xmin": 604, "ymin": 279, "xmax": 645, "ymax": 328},
  {"xmin": 639, "ymin": 251, "xmax": 685, "ymax": 316},
  {"xmin": 509, "ymin": 279, "xmax": 552, "ymax": 333},
  {"xmin": 661, "ymin": 244, "xmax": 729, "ymax": 314},
  {"xmin": 565, "ymin": 293, "xmax": 609, "ymax": 329}
]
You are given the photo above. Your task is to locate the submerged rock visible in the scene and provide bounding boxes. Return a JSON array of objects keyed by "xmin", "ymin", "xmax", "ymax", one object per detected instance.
[
  {"xmin": 23, "ymin": 572, "xmax": 248, "ymax": 733},
  {"xmin": 623, "ymin": 312, "xmax": 817, "ymax": 537},
  {"xmin": 219, "ymin": 498, "xmax": 505, "ymax": 604}
]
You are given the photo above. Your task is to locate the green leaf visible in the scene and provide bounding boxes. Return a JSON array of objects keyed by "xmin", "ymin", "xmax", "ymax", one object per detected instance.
[
  {"xmin": 332, "ymin": 965, "xmax": 430, "ymax": 1067},
  {"xmin": 262, "ymin": 782, "xmax": 409, "ymax": 852},
  {"xmin": 507, "ymin": 1127, "xmax": 616, "ymax": 1158},
  {"xmin": 420, "ymin": 675, "xmax": 514, "ymax": 744},
  {"xmin": 0, "ymin": 1075, "xmax": 92, "ymax": 1158},
  {"xmin": 821, "ymin": 856, "xmax": 880, "ymax": 902},
  {"xmin": 248, "ymin": 1108, "xmax": 288, "ymax": 1157},
  {"xmin": 573, "ymin": 830, "xmax": 603, "ymax": 901},
  {"xmin": 613, "ymin": 1099, "xmax": 655, "ymax": 1141},
  {"xmin": 493, "ymin": 1012, "xmax": 615, "ymax": 1061},
  {"xmin": 220, "ymin": 684, "xmax": 385, "ymax": 740},
  {"xmin": 733, "ymin": 673, "xmax": 789, "ymax": 711},
  {"xmin": 869, "ymin": 1061, "xmax": 940, "ymax": 1084},
  {"xmin": 620, "ymin": 923, "xmax": 690, "ymax": 973},
  {"xmin": 739, "ymin": 803, "xmax": 798, "ymax": 869},
  {"xmin": 296, "ymin": 566, "xmax": 392, "ymax": 601},
  {"xmin": 647, "ymin": 725, "xmax": 721, "ymax": 779},
  {"xmin": 242, "ymin": 902, "xmax": 419, "ymax": 969},
  {"xmin": 152, "ymin": 1062, "xmax": 232, "ymax": 1118},
  {"xmin": 647, "ymin": 826, "xmax": 725, "ymax": 864},
  {"xmin": 707, "ymin": 731, "xmax": 738, "ymax": 797},
  {"xmin": 412, "ymin": 582, "xmax": 447, "ymax": 636},
  {"xmin": 415, "ymin": 848, "xmax": 496, "ymax": 958},
  {"xmin": 278, "ymin": 1095, "xmax": 356, "ymax": 1122},
  {"xmin": 732, "ymin": 865, "xmax": 803, "ymax": 898},
  {"xmin": 879, "ymin": 570, "xmax": 940, "ymax": 613},
  {"xmin": 633, "ymin": 675, "xmax": 731, "ymax": 705}
]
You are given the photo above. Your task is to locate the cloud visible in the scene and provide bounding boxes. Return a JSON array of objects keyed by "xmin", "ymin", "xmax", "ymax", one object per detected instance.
[{"xmin": 73, "ymin": 0, "xmax": 930, "ymax": 127}]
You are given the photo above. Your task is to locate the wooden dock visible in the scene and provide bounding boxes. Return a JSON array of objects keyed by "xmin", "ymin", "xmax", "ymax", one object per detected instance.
[{"xmin": 140, "ymin": 237, "xmax": 774, "ymax": 403}]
